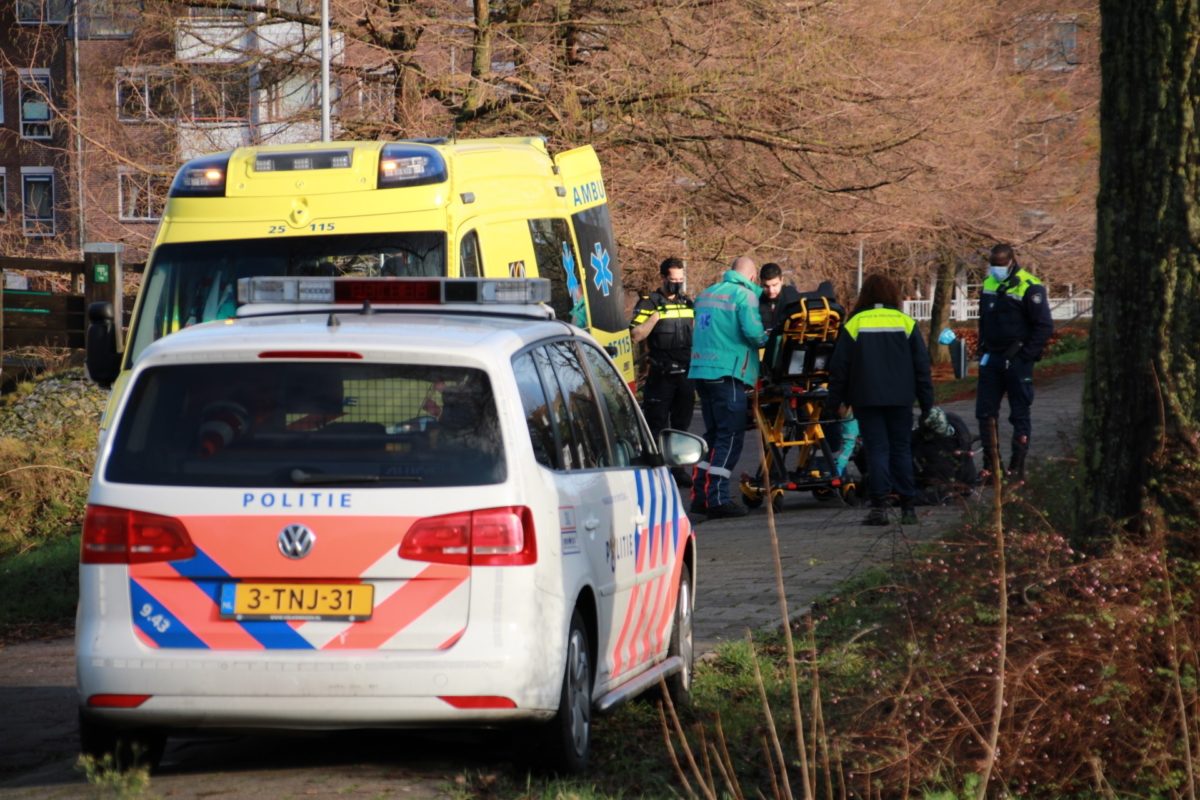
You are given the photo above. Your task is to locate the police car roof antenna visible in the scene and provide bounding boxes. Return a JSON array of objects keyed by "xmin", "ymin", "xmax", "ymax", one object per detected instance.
[{"xmin": 327, "ymin": 312, "xmax": 340, "ymax": 328}]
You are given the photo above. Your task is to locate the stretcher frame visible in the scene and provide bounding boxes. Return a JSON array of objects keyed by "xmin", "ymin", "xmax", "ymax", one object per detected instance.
[{"xmin": 740, "ymin": 297, "xmax": 859, "ymax": 511}]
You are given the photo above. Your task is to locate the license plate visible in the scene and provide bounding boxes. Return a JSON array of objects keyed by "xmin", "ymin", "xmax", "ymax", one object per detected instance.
[{"xmin": 219, "ymin": 583, "xmax": 374, "ymax": 621}]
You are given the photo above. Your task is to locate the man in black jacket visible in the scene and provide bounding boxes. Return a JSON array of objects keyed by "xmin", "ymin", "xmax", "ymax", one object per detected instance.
[
  {"xmin": 758, "ymin": 262, "xmax": 802, "ymax": 331},
  {"xmin": 976, "ymin": 243, "xmax": 1054, "ymax": 483}
]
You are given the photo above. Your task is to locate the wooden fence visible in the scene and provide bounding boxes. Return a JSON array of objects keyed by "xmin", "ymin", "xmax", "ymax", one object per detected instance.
[{"xmin": 1, "ymin": 245, "xmax": 138, "ymax": 374}]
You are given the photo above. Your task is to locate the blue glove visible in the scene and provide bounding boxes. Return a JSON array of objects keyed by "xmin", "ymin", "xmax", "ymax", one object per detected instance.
[
  {"xmin": 980, "ymin": 353, "xmax": 990, "ymax": 367},
  {"xmin": 937, "ymin": 328, "xmax": 957, "ymax": 346}
]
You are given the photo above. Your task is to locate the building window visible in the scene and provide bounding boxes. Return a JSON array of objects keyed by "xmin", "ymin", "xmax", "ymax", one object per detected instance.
[
  {"xmin": 258, "ymin": 63, "xmax": 317, "ymax": 121},
  {"xmin": 16, "ymin": 0, "xmax": 69, "ymax": 24},
  {"xmin": 1015, "ymin": 16, "xmax": 1080, "ymax": 71},
  {"xmin": 18, "ymin": 70, "xmax": 53, "ymax": 139},
  {"xmin": 187, "ymin": 66, "xmax": 250, "ymax": 122},
  {"xmin": 21, "ymin": 170, "xmax": 55, "ymax": 237},
  {"xmin": 340, "ymin": 70, "xmax": 395, "ymax": 120},
  {"xmin": 117, "ymin": 68, "xmax": 178, "ymax": 121},
  {"xmin": 79, "ymin": 0, "xmax": 143, "ymax": 38},
  {"xmin": 0, "ymin": 170, "xmax": 7, "ymax": 221},
  {"xmin": 119, "ymin": 169, "xmax": 171, "ymax": 221}
]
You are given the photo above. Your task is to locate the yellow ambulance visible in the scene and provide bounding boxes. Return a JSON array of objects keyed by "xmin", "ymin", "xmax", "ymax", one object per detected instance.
[{"xmin": 86, "ymin": 137, "xmax": 633, "ymax": 399}]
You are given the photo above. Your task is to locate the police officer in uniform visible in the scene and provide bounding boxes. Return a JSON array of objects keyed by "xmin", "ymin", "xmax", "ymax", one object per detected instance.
[
  {"xmin": 631, "ymin": 257, "xmax": 696, "ymax": 483},
  {"xmin": 976, "ymin": 243, "xmax": 1054, "ymax": 483}
]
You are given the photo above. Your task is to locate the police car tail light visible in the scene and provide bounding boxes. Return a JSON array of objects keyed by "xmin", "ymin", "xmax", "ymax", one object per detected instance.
[
  {"xmin": 82, "ymin": 505, "xmax": 196, "ymax": 565},
  {"xmin": 237, "ymin": 276, "xmax": 552, "ymax": 306},
  {"xmin": 168, "ymin": 152, "xmax": 231, "ymax": 198},
  {"xmin": 470, "ymin": 507, "xmax": 536, "ymax": 566},
  {"xmin": 399, "ymin": 512, "xmax": 471, "ymax": 566},
  {"xmin": 376, "ymin": 143, "xmax": 447, "ymax": 188},
  {"xmin": 400, "ymin": 507, "xmax": 536, "ymax": 567}
]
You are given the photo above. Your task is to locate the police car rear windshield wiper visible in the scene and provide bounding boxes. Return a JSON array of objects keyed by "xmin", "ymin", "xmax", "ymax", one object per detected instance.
[{"xmin": 288, "ymin": 468, "xmax": 422, "ymax": 485}]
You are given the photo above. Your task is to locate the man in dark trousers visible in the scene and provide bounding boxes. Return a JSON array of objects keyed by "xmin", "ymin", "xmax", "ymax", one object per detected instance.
[
  {"xmin": 630, "ymin": 257, "xmax": 696, "ymax": 485},
  {"xmin": 976, "ymin": 243, "xmax": 1054, "ymax": 483}
]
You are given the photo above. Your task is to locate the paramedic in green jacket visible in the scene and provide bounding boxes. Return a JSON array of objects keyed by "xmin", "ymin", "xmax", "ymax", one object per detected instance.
[{"xmin": 687, "ymin": 256, "xmax": 769, "ymax": 518}]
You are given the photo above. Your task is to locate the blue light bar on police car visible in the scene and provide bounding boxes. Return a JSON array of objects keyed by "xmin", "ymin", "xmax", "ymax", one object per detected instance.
[{"xmin": 237, "ymin": 277, "xmax": 552, "ymax": 307}]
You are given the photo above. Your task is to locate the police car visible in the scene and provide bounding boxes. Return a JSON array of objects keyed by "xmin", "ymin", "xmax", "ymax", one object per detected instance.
[{"xmin": 76, "ymin": 276, "xmax": 702, "ymax": 773}]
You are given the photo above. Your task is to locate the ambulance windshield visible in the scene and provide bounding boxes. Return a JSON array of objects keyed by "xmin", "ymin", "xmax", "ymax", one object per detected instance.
[
  {"xmin": 106, "ymin": 362, "xmax": 503, "ymax": 488},
  {"xmin": 128, "ymin": 232, "xmax": 445, "ymax": 366}
]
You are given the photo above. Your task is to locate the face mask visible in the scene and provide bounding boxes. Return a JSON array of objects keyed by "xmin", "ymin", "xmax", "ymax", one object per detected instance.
[
  {"xmin": 989, "ymin": 265, "xmax": 1011, "ymax": 283},
  {"xmin": 665, "ymin": 281, "xmax": 684, "ymax": 296}
]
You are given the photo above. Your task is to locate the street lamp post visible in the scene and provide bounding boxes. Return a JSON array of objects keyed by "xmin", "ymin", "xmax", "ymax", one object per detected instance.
[{"xmin": 320, "ymin": 0, "xmax": 331, "ymax": 141}]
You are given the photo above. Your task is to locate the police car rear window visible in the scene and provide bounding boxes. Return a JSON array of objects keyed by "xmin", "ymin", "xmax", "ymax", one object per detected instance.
[{"xmin": 105, "ymin": 363, "xmax": 503, "ymax": 488}]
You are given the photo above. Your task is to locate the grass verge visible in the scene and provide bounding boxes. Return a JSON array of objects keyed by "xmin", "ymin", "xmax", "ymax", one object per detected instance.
[{"xmin": 0, "ymin": 531, "xmax": 79, "ymax": 642}]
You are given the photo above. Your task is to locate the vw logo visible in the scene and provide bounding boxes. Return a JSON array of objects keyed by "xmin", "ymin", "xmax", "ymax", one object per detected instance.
[{"xmin": 277, "ymin": 524, "xmax": 316, "ymax": 559}]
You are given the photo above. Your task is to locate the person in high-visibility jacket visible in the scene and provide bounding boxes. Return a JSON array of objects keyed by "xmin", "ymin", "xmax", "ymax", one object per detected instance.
[
  {"xmin": 630, "ymin": 257, "xmax": 696, "ymax": 485},
  {"xmin": 976, "ymin": 243, "xmax": 1054, "ymax": 483},
  {"xmin": 825, "ymin": 273, "xmax": 934, "ymax": 526},
  {"xmin": 687, "ymin": 256, "xmax": 769, "ymax": 518}
]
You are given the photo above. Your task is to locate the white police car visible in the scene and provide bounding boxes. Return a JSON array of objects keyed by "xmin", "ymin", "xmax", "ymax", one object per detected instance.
[{"xmin": 76, "ymin": 276, "xmax": 703, "ymax": 773}]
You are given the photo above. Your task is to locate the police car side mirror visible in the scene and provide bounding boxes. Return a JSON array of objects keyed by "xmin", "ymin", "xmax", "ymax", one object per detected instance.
[
  {"xmin": 659, "ymin": 429, "xmax": 706, "ymax": 468},
  {"xmin": 85, "ymin": 301, "xmax": 120, "ymax": 388}
]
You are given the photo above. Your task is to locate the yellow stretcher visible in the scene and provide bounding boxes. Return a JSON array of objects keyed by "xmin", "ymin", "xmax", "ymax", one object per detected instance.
[{"xmin": 740, "ymin": 296, "xmax": 861, "ymax": 511}]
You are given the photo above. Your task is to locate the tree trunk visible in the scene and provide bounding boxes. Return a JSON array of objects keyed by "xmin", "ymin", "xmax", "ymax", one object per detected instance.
[
  {"xmin": 462, "ymin": 0, "xmax": 491, "ymax": 115},
  {"xmin": 1083, "ymin": 1, "xmax": 1200, "ymax": 530},
  {"xmin": 927, "ymin": 254, "xmax": 955, "ymax": 366}
]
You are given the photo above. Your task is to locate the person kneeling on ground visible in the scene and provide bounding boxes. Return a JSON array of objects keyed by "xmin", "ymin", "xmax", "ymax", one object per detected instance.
[{"xmin": 911, "ymin": 406, "xmax": 979, "ymax": 505}]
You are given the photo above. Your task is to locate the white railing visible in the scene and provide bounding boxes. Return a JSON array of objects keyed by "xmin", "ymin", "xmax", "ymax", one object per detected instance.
[{"xmin": 903, "ymin": 292, "xmax": 1093, "ymax": 322}]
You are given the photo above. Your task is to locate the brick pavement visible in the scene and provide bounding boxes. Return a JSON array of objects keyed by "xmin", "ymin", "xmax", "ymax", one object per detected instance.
[{"xmin": 690, "ymin": 367, "xmax": 1083, "ymax": 654}]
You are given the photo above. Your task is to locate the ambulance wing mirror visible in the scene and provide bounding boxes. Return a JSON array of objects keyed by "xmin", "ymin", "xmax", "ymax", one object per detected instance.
[
  {"xmin": 659, "ymin": 429, "xmax": 706, "ymax": 468},
  {"xmin": 85, "ymin": 301, "xmax": 120, "ymax": 388}
]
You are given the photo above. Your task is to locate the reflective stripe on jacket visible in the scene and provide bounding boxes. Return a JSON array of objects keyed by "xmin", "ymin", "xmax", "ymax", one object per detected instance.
[
  {"xmin": 826, "ymin": 305, "xmax": 934, "ymax": 411},
  {"xmin": 687, "ymin": 270, "xmax": 768, "ymax": 384},
  {"xmin": 979, "ymin": 268, "xmax": 1054, "ymax": 361},
  {"xmin": 631, "ymin": 292, "xmax": 694, "ymax": 371}
]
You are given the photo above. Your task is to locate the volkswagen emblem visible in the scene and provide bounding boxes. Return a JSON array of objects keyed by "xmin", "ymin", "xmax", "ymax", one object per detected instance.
[{"xmin": 277, "ymin": 524, "xmax": 316, "ymax": 559}]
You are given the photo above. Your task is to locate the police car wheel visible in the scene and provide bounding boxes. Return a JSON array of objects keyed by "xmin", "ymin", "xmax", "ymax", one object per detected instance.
[
  {"xmin": 543, "ymin": 610, "xmax": 592, "ymax": 773},
  {"xmin": 664, "ymin": 563, "xmax": 694, "ymax": 709},
  {"xmin": 78, "ymin": 712, "xmax": 166, "ymax": 773}
]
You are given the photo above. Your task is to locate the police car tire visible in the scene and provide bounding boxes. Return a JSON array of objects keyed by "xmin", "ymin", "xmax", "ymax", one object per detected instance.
[
  {"xmin": 542, "ymin": 610, "xmax": 592, "ymax": 774},
  {"xmin": 78, "ymin": 712, "xmax": 166, "ymax": 773},
  {"xmin": 664, "ymin": 563, "xmax": 694, "ymax": 709}
]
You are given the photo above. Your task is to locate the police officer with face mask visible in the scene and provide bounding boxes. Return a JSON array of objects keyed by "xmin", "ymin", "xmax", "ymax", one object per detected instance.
[
  {"xmin": 976, "ymin": 243, "xmax": 1054, "ymax": 483},
  {"xmin": 631, "ymin": 257, "xmax": 696, "ymax": 484}
]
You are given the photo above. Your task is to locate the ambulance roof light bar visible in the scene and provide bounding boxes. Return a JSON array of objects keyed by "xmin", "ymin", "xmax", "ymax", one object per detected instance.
[{"xmin": 237, "ymin": 276, "xmax": 552, "ymax": 307}]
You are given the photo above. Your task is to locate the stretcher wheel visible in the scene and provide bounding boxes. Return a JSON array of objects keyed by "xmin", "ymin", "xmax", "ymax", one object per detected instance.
[
  {"xmin": 840, "ymin": 481, "xmax": 862, "ymax": 506},
  {"xmin": 740, "ymin": 477, "xmax": 765, "ymax": 508}
]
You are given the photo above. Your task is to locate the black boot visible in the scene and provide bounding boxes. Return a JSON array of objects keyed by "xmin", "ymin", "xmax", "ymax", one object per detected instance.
[
  {"xmin": 862, "ymin": 500, "xmax": 889, "ymax": 526},
  {"xmin": 1008, "ymin": 436, "xmax": 1029, "ymax": 483}
]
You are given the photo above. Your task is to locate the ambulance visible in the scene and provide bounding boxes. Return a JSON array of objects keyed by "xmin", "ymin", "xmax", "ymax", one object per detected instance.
[
  {"xmin": 77, "ymin": 275, "xmax": 700, "ymax": 773},
  {"xmin": 85, "ymin": 138, "xmax": 635, "ymax": 418}
]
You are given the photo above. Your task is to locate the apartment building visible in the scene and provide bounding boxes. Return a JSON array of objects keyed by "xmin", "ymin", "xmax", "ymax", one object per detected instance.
[{"xmin": 0, "ymin": 0, "xmax": 75, "ymax": 253}]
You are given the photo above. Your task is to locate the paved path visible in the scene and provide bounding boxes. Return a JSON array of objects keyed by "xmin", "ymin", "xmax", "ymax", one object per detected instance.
[{"xmin": 690, "ymin": 367, "xmax": 1083, "ymax": 653}]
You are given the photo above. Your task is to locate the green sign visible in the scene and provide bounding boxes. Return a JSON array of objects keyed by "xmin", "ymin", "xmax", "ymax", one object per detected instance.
[{"xmin": 94, "ymin": 263, "xmax": 110, "ymax": 284}]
